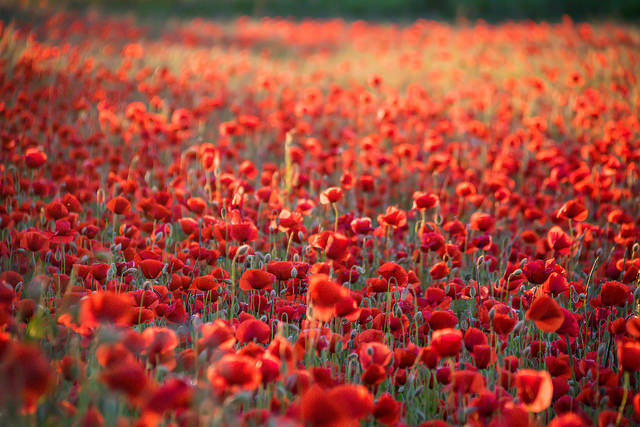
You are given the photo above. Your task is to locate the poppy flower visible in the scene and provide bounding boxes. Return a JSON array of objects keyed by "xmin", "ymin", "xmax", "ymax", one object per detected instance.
[
  {"xmin": 100, "ymin": 360, "xmax": 152, "ymax": 401},
  {"xmin": 431, "ymin": 328, "xmax": 463, "ymax": 358},
  {"xmin": 0, "ymin": 341, "xmax": 55, "ymax": 413},
  {"xmin": 266, "ymin": 261, "xmax": 296, "ymax": 281},
  {"xmin": 617, "ymin": 340, "xmax": 640, "ymax": 372},
  {"xmin": 106, "ymin": 196, "xmax": 131, "ymax": 215},
  {"xmin": 469, "ymin": 212, "xmax": 495, "ymax": 232},
  {"xmin": 307, "ymin": 274, "xmax": 349, "ymax": 321},
  {"xmin": 229, "ymin": 221, "xmax": 258, "ymax": 243},
  {"xmin": 351, "ymin": 217, "xmax": 373, "ymax": 234},
  {"xmin": 377, "ymin": 261, "xmax": 408, "ymax": 286},
  {"xmin": 21, "ymin": 230, "xmax": 49, "ymax": 252},
  {"xmin": 328, "ymin": 385, "xmax": 374, "ymax": 420},
  {"xmin": 79, "ymin": 291, "xmax": 134, "ymax": 327},
  {"xmin": 521, "ymin": 261, "xmax": 548, "ymax": 286},
  {"xmin": 557, "ymin": 200, "xmax": 588, "ymax": 222},
  {"xmin": 430, "ymin": 262, "xmax": 450, "ymax": 280},
  {"xmin": 515, "ymin": 369, "xmax": 553, "ymax": 412},
  {"xmin": 142, "ymin": 327, "xmax": 179, "ymax": 369},
  {"xmin": 377, "ymin": 206, "xmax": 407, "ymax": 229},
  {"xmin": 600, "ymin": 281, "xmax": 630, "ymax": 306},
  {"xmin": 236, "ymin": 318, "xmax": 271, "ymax": 343},
  {"xmin": 413, "ymin": 191, "xmax": 439, "ymax": 210},
  {"xmin": 239, "ymin": 269, "xmax": 275, "ymax": 291},
  {"xmin": 299, "ymin": 385, "xmax": 353, "ymax": 427},
  {"xmin": 547, "ymin": 226, "xmax": 573, "ymax": 253},
  {"xmin": 198, "ymin": 319, "xmax": 236, "ymax": 351},
  {"xmin": 319, "ymin": 187, "xmax": 343, "ymax": 205},
  {"xmin": 192, "ymin": 275, "xmax": 220, "ymax": 292},
  {"xmin": 525, "ymin": 294, "xmax": 565, "ymax": 333},
  {"xmin": 139, "ymin": 259, "xmax": 164, "ymax": 279},
  {"xmin": 373, "ymin": 393, "xmax": 401, "ymax": 426},
  {"xmin": 359, "ymin": 342, "xmax": 392, "ymax": 369},
  {"xmin": 24, "ymin": 148, "xmax": 47, "ymax": 169},
  {"xmin": 208, "ymin": 354, "xmax": 261, "ymax": 391},
  {"xmin": 144, "ymin": 378, "xmax": 193, "ymax": 416}
]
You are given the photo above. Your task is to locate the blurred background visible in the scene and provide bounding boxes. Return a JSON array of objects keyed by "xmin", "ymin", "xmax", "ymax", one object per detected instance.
[{"xmin": 4, "ymin": 0, "xmax": 640, "ymax": 21}]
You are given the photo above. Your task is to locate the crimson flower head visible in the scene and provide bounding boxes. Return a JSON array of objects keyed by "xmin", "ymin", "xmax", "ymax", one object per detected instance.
[
  {"xmin": 377, "ymin": 206, "xmax": 407, "ymax": 229},
  {"xmin": 413, "ymin": 191, "xmax": 439, "ymax": 210},
  {"xmin": 319, "ymin": 186, "xmax": 344, "ymax": 205},
  {"xmin": 525, "ymin": 294, "xmax": 565, "ymax": 333},
  {"xmin": 547, "ymin": 226, "xmax": 572, "ymax": 253},
  {"xmin": 307, "ymin": 273, "xmax": 350, "ymax": 322},
  {"xmin": 515, "ymin": 369, "xmax": 553, "ymax": 412},
  {"xmin": 106, "ymin": 196, "xmax": 131, "ymax": 215},
  {"xmin": 239, "ymin": 269, "xmax": 275, "ymax": 291},
  {"xmin": 79, "ymin": 291, "xmax": 134, "ymax": 328},
  {"xmin": 599, "ymin": 281, "xmax": 630, "ymax": 306},
  {"xmin": 557, "ymin": 199, "xmax": 588, "ymax": 222},
  {"xmin": 430, "ymin": 328, "xmax": 463, "ymax": 358},
  {"xmin": 24, "ymin": 148, "xmax": 47, "ymax": 169}
]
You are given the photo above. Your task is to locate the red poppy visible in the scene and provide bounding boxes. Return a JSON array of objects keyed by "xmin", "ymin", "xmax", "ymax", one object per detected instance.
[
  {"xmin": 79, "ymin": 291, "xmax": 134, "ymax": 327},
  {"xmin": 236, "ymin": 318, "xmax": 271, "ymax": 343},
  {"xmin": 190, "ymin": 274, "xmax": 217, "ymax": 292},
  {"xmin": 299, "ymin": 385, "xmax": 354, "ymax": 427},
  {"xmin": 525, "ymin": 259, "xmax": 562, "ymax": 285},
  {"xmin": 547, "ymin": 226, "xmax": 573, "ymax": 253},
  {"xmin": 469, "ymin": 212, "xmax": 495, "ymax": 232},
  {"xmin": 557, "ymin": 200, "xmax": 588, "ymax": 222},
  {"xmin": 413, "ymin": 191, "xmax": 439, "ymax": 210},
  {"xmin": 600, "ymin": 281, "xmax": 631, "ymax": 306},
  {"xmin": 0, "ymin": 341, "xmax": 55, "ymax": 413},
  {"xmin": 229, "ymin": 221, "xmax": 258, "ymax": 243},
  {"xmin": 266, "ymin": 261, "xmax": 296, "ymax": 281},
  {"xmin": 617, "ymin": 339, "xmax": 640, "ymax": 372},
  {"xmin": 377, "ymin": 261, "xmax": 408, "ymax": 286},
  {"xmin": 106, "ymin": 196, "xmax": 131, "ymax": 215},
  {"xmin": 239, "ymin": 269, "xmax": 275, "ymax": 291},
  {"xmin": 24, "ymin": 148, "xmax": 47, "ymax": 169},
  {"xmin": 515, "ymin": 369, "xmax": 553, "ymax": 412},
  {"xmin": 328, "ymin": 385, "xmax": 374, "ymax": 420},
  {"xmin": 359, "ymin": 342, "xmax": 392, "ymax": 369},
  {"xmin": 319, "ymin": 186, "xmax": 343, "ymax": 205},
  {"xmin": 430, "ymin": 261, "xmax": 450, "ymax": 280},
  {"xmin": 525, "ymin": 294, "xmax": 565, "ymax": 333},
  {"xmin": 208, "ymin": 354, "xmax": 261, "ymax": 391},
  {"xmin": 144, "ymin": 378, "xmax": 193, "ymax": 416},
  {"xmin": 377, "ymin": 206, "xmax": 407, "ymax": 229},
  {"xmin": 373, "ymin": 393, "xmax": 402, "ymax": 426},
  {"xmin": 431, "ymin": 328, "xmax": 463, "ymax": 358},
  {"xmin": 100, "ymin": 360, "xmax": 152, "ymax": 401},
  {"xmin": 199, "ymin": 320, "xmax": 236, "ymax": 351},
  {"xmin": 139, "ymin": 259, "xmax": 164, "ymax": 279},
  {"xmin": 307, "ymin": 274, "xmax": 349, "ymax": 321}
]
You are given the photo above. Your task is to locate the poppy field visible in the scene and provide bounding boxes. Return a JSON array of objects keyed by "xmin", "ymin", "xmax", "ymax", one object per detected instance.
[{"xmin": 1, "ymin": 8, "xmax": 640, "ymax": 427}]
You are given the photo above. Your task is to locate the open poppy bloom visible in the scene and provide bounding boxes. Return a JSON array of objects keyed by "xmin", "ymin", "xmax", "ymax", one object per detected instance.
[
  {"xmin": 430, "ymin": 328, "xmax": 463, "ymax": 358},
  {"xmin": 79, "ymin": 291, "xmax": 134, "ymax": 328},
  {"xmin": 239, "ymin": 269, "xmax": 275, "ymax": 291},
  {"xmin": 208, "ymin": 354, "xmax": 261, "ymax": 391},
  {"xmin": 307, "ymin": 274, "xmax": 349, "ymax": 321},
  {"xmin": 525, "ymin": 294, "xmax": 565, "ymax": 333},
  {"xmin": 515, "ymin": 369, "xmax": 553, "ymax": 412},
  {"xmin": 319, "ymin": 187, "xmax": 344, "ymax": 205},
  {"xmin": 617, "ymin": 339, "xmax": 640, "ymax": 372},
  {"xmin": 106, "ymin": 196, "xmax": 132, "ymax": 215}
]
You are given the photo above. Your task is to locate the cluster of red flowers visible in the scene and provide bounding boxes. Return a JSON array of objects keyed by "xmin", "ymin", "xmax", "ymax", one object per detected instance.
[{"xmin": 1, "ymin": 10, "xmax": 640, "ymax": 426}]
